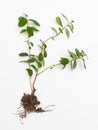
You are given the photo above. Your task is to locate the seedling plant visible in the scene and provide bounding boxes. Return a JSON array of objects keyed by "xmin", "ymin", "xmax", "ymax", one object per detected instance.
[{"xmin": 18, "ymin": 13, "xmax": 87, "ymax": 118}]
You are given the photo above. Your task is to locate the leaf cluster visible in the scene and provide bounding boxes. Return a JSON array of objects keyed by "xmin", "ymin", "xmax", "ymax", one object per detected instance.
[
  {"xmin": 51, "ymin": 13, "xmax": 74, "ymax": 38},
  {"xmin": 18, "ymin": 14, "xmax": 40, "ymax": 37},
  {"xmin": 59, "ymin": 48, "xmax": 87, "ymax": 69},
  {"xmin": 18, "ymin": 13, "xmax": 87, "ymax": 79},
  {"xmin": 18, "ymin": 14, "xmax": 41, "ymax": 77}
]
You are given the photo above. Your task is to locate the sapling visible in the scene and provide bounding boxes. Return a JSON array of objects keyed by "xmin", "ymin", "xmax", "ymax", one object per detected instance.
[{"xmin": 18, "ymin": 13, "xmax": 87, "ymax": 118}]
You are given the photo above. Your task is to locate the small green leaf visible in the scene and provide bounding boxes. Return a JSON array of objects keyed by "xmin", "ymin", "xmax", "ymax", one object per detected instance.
[
  {"xmin": 43, "ymin": 43, "xmax": 47, "ymax": 49},
  {"xmin": 71, "ymin": 23, "xmax": 74, "ymax": 31},
  {"xmin": 61, "ymin": 13, "xmax": 68, "ymax": 22},
  {"xmin": 24, "ymin": 13, "xmax": 29, "ymax": 17},
  {"xmin": 44, "ymin": 50, "xmax": 47, "ymax": 58},
  {"xmin": 18, "ymin": 17, "xmax": 27, "ymax": 27},
  {"xmin": 59, "ymin": 27, "xmax": 63, "ymax": 33},
  {"xmin": 60, "ymin": 58, "xmax": 69, "ymax": 68},
  {"xmin": 40, "ymin": 40, "xmax": 47, "ymax": 49},
  {"xmin": 27, "ymin": 57, "xmax": 35, "ymax": 63},
  {"xmin": 24, "ymin": 13, "xmax": 28, "ymax": 17},
  {"xmin": 81, "ymin": 50, "xmax": 87, "ymax": 57},
  {"xmin": 71, "ymin": 20, "xmax": 75, "ymax": 23},
  {"xmin": 29, "ymin": 42, "xmax": 34, "ymax": 47},
  {"xmin": 31, "ymin": 65, "xmax": 38, "ymax": 72},
  {"xmin": 19, "ymin": 60, "xmax": 28, "ymax": 63},
  {"xmin": 75, "ymin": 48, "xmax": 81, "ymax": 58},
  {"xmin": 68, "ymin": 50, "xmax": 77, "ymax": 59},
  {"xmin": 27, "ymin": 26, "xmax": 34, "ymax": 37},
  {"xmin": 26, "ymin": 68, "xmax": 33, "ymax": 77},
  {"xmin": 38, "ymin": 53, "xmax": 43, "ymax": 61},
  {"xmin": 51, "ymin": 27, "xmax": 58, "ymax": 33},
  {"xmin": 37, "ymin": 62, "xmax": 42, "ymax": 68},
  {"xmin": 29, "ymin": 19, "xmax": 40, "ymax": 26},
  {"xmin": 19, "ymin": 52, "xmax": 28, "ymax": 56},
  {"xmin": 29, "ymin": 47, "xmax": 31, "ymax": 49},
  {"xmin": 72, "ymin": 60, "xmax": 77, "ymax": 69},
  {"xmin": 70, "ymin": 61, "xmax": 73, "ymax": 70},
  {"xmin": 66, "ymin": 28, "xmax": 70, "ymax": 38},
  {"xmin": 20, "ymin": 29, "xmax": 27, "ymax": 33},
  {"xmin": 82, "ymin": 58, "xmax": 86, "ymax": 69},
  {"xmin": 32, "ymin": 27, "xmax": 39, "ymax": 32},
  {"xmin": 56, "ymin": 17, "xmax": 63, "ymax": 27},
  {"xmin": 68, "ymin": 25, "xmax": 73, "ymax": 33}
]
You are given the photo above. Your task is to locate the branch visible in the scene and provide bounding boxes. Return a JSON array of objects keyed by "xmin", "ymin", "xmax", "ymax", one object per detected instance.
[
  {"xmin": 43, "ymin": 20, "xmax": 74, "ymax": 43},
  {"xmin": 37, "ymin": 63, "xmax": 60, "ymax": 75}
]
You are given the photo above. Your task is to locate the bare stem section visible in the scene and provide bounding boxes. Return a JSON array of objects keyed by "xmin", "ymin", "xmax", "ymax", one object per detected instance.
[{"xmin": 27, "ymin": 37, "xmax": 32, "ymax": 91}]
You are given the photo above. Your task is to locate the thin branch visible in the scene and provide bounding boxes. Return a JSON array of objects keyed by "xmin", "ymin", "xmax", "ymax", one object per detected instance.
[
  {"xmin": 44, "ymin": 21, "xmax": 73, "ymax": 43},
  {"xmin": 31, "ymin": 21, "xmax": 74, "ymax": 91},
  {"xmin": 37, "ymin": 55, "xmax": 87, "ymax": 75},
  {"xmin": 37, "ymin": 63, "xmax": 60, "ymax": 75},
  {"xmin": 37, "ymin": 21, "xmax": 73, "ymax": 76}
]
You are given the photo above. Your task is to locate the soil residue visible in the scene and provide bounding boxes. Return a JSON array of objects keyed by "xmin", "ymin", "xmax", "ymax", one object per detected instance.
[{"xmin": 19, "ymin": 93, "xmax": 46, "ymax": 118}]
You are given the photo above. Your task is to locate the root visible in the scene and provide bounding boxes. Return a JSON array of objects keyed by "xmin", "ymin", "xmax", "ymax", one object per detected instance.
[{"xmin": 18, "ymin": 93, "xmax": 54, "ymax": 119}]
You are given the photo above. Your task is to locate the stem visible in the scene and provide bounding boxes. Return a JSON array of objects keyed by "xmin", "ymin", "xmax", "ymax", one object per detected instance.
[
  {"xmin": 38, "ymin": 63, "xmax": 60, "ymax": 75},
  {"xmin": 32, "ymin": 73, "xmax": 38, "ymax": 91},
  {"xmin": 26, "ymin": 21, "xmax": 32, "ymax": 91},
  {"xmin": 27, "ymin": 36, "xmax": 32, "ymax": 91}
]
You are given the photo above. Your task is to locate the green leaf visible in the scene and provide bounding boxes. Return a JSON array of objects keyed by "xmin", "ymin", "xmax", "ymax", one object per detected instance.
[
  {"xmin": 29, "ymin": 47, "xmax": 31, "ymax": 50},
  {"xmin": 32, "ymin": 27, "xmax": 39, "ymax": 32},
  {"xmin": 44, "ymin": 50, "xmax": 47, "ymax": 58},
  {"xmin": 66, "ymin": 28, "xmax": 70, "ymax": 38},
  {"xmin": 72, "ymin": 60, "xmax": 77, "ymax": 69},
  {"xmin": 37, "ymin": 62, "xmax": 42, "ymax": 68},
  {"xmin": 38, "ymin": 53, "xmax": 43, "ymax": 61},
  {"xmin": 29, "ymin": 19, "xmax": 40, "ymax": 26},
  {"xmin": 26, "ymin": 68, "xmax": 33, "ymax": 77},
  {"xmin": 51, "ymin": 27, "xmax": 58, "ymax": 33},
  {"xmin": 18, "ymin": 17, "xmax": 27, "ymax": 27},
  {"xmin": 71, "ymin": 23, "xmax": 74, "ymax": 31},
  {"xmin": 19, "ymin": 52, "xmax": 28, "ymax": 56},
  {"xmin": 68, "ymin": 50, "xmax": 77, "ymax": 59},
  {"xmin": 24, "ymin": 13, "xmax": 28, "ymax": 17},
  {"xmin": 71, "ymin": 20, "xmax": 75, "ymax": 23},
  {"xmin": 61, "ymin": 13, "xmax": 68, "ymax": 22},
  {"xmin": 82, "ymin": 58, "xmax": 86, "ymax": 69},
  {"xmin": 20, "ymin": 29, "xmax": 27, "ymax": 33},
  {"xmin": 68, "ymin": 25, "xmax": 73, "ymax": 33},
  {"xmin": 31, "ymin": 65, "xmax": 38, "ymax": 72},
  {"xmin": 56, "ymin": 17, "xmax": 63, "ymax": 27},
  {"xmin": 43, "ymin": 43, "xmax": 47, "ymax": 49},
  {"xmin": 27, "ymin": 26, "xmax": 34, "ymax": 37},
  {"xmin": 19, "ymin": 60, "xmax": 28, "ymax": 63},
  {"xmin": 59, "ymin": 27, "xmax": 63, "ymax": 33},
  {"xmin": 81, "ymin": 50, "xmax": 87, "ymax": 57},
  {"xmin": 40, "ymin": 40, "xmax": 47, "ymax": 49},
  {"xmin": 75, "ymin": 48, "xmax": 81, "ymax": 58},
  {"xmin": 27, "ymin": 57, "xmax": 35, "ymax": 63},
  {"xmin": 60, "ymin": 58, "xmax": 69, "ymax": 68},
  {"xmin": 70, "ymin": 61, "xmax": 73, "ymax": 70},
  {"xmin": 29, "ymin": 42, "xmax": 34, "ymax": 47}
]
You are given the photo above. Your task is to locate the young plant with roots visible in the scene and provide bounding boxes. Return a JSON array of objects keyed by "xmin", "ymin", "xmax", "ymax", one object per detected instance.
[{"xmin": 18, "ymin": 13, "xmax": 87, "ymax": 118}]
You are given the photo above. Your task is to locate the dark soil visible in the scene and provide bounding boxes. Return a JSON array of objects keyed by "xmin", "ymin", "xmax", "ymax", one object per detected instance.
[{"xmin": 19, "ymin": 93, "xmax": 46, "ymax": 118}]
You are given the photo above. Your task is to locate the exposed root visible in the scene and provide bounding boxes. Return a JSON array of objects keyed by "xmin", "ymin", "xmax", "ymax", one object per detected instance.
[{"xmin": 18, "ymin": 93, "xmax": 54, "ymax": 119}]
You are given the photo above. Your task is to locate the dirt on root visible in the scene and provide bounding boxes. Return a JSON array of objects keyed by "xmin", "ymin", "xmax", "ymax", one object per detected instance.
[{"xmin": 19, "ymin": 93, "xmax": 46, "ymax": 118}]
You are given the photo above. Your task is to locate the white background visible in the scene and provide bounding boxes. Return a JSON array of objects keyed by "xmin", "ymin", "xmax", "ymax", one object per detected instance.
[{"xmin": 0, "ymin": 0, "xmax": 98, "ymax": 129}]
